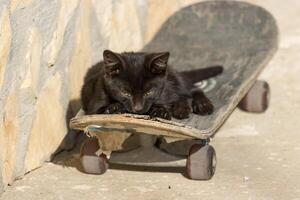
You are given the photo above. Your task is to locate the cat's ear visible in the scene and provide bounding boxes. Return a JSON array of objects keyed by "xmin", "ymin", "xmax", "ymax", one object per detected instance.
[
  {"xmin": 148, "ymin": 52, "xmax": 170, "ymax": 75},
  {"xmin": 103, "ymin": 50, "xmax": 123, "ymax": 77}
]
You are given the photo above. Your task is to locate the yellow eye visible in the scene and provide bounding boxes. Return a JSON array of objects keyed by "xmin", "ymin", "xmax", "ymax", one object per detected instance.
[
  {"xmin": 145, "ymin": 90, "xmax": 153, "ymax": 96},
  {"xmin": 122, "ymin": 90, "xmax": 131, "ymax": 97}
]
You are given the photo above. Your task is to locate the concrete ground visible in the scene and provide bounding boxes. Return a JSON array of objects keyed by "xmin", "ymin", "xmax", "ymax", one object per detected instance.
[{"xmin": 1, "ymin": 0, "xmax": 300, "ymax": 199}]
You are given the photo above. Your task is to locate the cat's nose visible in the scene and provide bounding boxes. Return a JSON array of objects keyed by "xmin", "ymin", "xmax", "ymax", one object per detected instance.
[{"xmin": 133, "ymin": 104, "xmax": 143, "ymax": 113}]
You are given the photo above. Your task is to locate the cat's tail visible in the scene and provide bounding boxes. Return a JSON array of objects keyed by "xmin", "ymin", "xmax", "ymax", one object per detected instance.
[{"xmin": 180, "ymin": 66, "xmax": 223, "ymax": 88}]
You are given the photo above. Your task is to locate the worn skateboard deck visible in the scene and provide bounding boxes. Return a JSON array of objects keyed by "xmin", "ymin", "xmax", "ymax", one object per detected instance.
[{"xmin": 70, "ymin": 1, "xmax": 278, "ymax": 140}]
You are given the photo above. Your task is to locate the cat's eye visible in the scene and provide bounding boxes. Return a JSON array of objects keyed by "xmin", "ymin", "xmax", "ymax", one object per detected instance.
[
  {"xmin": 121, "ymin": 90, "xmax": 131, "ymax": 97},
  {"xmin": 144, "ymin": 90, "xmax": 153, "ymax": 96}
]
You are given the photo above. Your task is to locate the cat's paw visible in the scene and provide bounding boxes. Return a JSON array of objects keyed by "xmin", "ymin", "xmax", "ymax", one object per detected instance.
[
  {"xmin": 149, "ymin": 106, "xmax": 171, "ymax": 120},
  {"xmin": 103, "ymin": 103, "xmax": 126, "ymax": 114},
  {"xmin": 171, "ymin": 102, "xmax": 191, "ymax": 119},
  {"xmin": 192, "ymin": 97, "xmax": 214, "ymax": 115}
]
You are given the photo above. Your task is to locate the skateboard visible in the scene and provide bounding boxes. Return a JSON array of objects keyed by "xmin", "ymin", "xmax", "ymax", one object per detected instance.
[{"xmin": 70, "ymin": 1, "xmax": 278, "ymax": 180}]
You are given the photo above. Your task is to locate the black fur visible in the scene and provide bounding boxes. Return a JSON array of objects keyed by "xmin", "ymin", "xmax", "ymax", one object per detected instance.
[{"xmin": 81, "ymin": 50, "xmax": 222, "ymax": 120}]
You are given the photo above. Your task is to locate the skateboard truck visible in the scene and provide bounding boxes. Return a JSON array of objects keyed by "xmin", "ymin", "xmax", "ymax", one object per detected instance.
[{"xmin": 80, "ymin": 124, "xmax": 215, "ymax": 179}]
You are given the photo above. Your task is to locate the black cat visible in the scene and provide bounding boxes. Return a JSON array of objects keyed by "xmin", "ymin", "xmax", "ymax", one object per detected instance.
[{"xmin": 81, "ymin": 50, "xmax": 222, "ymax": 120}]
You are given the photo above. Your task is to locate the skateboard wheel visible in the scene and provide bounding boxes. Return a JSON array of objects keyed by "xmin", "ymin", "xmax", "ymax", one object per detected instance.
[
  {"xmin": 186, "ymin": 144, "xmax": 216, "ymax": 180},
  {"xmin": 239, "ymin": 80, "xmax": 270, "ymax": 113},
  {"xmin": 80, "ymin": 138, "xmax": 109, "ymax": 175}
]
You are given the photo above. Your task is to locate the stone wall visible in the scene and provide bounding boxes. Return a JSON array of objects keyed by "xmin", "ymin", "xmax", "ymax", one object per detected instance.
[{"xmin": 0, "ymin": 0, "xmax": 201, "ymax": 192}]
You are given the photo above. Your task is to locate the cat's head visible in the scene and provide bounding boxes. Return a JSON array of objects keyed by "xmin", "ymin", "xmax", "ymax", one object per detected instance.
[{"xmin": 103, "ymin": 50, "xmax": 170, "ymax": 114}]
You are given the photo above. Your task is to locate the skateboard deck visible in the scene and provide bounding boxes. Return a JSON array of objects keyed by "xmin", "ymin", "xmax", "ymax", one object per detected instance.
[{"xmin": 70, "ymin": 1, "xmax": 278, "ymax": 141}]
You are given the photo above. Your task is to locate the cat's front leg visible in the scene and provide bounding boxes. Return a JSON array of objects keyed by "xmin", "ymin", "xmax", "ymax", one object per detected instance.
[
  {"xmin": 149, "ymin": 105, "xmax": 171, "ymax": 120},
  {"xmin": 192, "ymin": 90, "xmax": 214, "ymax": 115},
  {"xmin": 102, "ymin": 102, "xmax": 126, "ymax": 114},
  {"xmin": 171, "ymin": 97, "xmax": 191, "ymax": 119}
]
